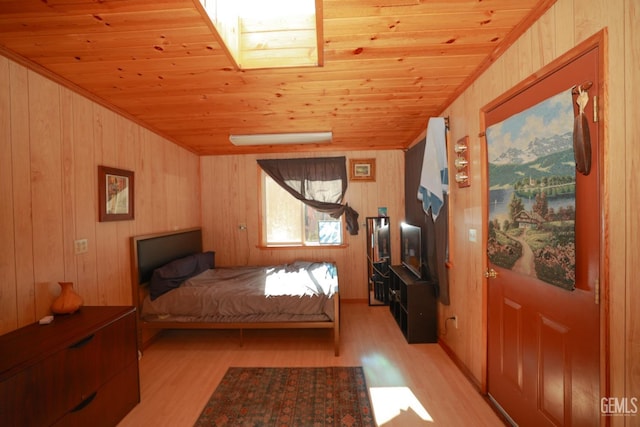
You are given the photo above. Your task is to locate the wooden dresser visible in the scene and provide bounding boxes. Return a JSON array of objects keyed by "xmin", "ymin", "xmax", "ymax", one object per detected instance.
[{"xmin": 0, "ymin": 306, "xmax": 140, "ymax": 427}]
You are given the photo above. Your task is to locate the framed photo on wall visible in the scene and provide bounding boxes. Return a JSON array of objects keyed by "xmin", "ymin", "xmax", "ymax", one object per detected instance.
[
  {"xmin": 98, "ymin": 165, "xmax": 134, "ymax": 222},
  {"xmin": 349, "ymin": 158, "xmax": 376, "ymax": 182}
]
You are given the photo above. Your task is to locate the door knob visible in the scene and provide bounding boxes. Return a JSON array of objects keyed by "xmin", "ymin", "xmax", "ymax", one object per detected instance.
[{"xmin": 484, "ymin": 268, "xmax": 498, "ymax": 279}]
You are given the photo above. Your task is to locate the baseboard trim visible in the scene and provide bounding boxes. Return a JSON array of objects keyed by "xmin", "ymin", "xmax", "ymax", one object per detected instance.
[
  {"xmin": 438, "ymin": 339, "xmax": 482, "ymax": 391},
  {"xmin": 438, "ymin": 339, "xmax": 512, "ymax": 426},
  {"xmin": 141, "ymin": 329, "xmax": 165, "ymax": 351}
]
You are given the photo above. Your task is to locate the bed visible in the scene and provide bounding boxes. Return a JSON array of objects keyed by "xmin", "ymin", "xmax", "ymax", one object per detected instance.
[{"xmin": 130, "ymin": 228, "xmax": 341, "ymax": 356}]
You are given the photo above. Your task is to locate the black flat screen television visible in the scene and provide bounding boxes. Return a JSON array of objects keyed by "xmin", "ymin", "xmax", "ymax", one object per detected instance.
[{"xmin": 400, "ymin": 223, "xmax": 422, "ymax": 279}]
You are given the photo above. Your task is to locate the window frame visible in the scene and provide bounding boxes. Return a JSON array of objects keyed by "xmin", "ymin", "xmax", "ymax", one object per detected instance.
[{"xmin": 258, "ymin": 168, "xmax": 347, "ymax": 249}]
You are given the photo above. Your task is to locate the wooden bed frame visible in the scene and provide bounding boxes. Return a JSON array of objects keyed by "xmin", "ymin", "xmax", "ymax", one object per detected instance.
[{"xmin": 130, "ymin": 227, "xmax": 341, "ymax": 356}]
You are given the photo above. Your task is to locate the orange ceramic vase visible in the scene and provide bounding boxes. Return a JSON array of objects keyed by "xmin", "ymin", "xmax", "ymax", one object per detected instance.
[{"xmin": 51, "ymin": 281, "xmax": 83, "ymax": 314}]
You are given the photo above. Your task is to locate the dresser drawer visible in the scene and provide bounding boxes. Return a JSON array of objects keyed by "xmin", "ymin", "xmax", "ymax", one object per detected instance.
[
  {"xmin": 53, "ymin": 362, "xmax": 140, "ymax": 427},
  {"xmin": 0, "ymin": 350, "xmax": 72, "ymax": 426},
  {"xmin": 0, "ymin": 306, "xmax": 139, "ymax": 427},
  {"xmin": 64, "ymin": 310, "xmax": 138, "ymax": 404}
]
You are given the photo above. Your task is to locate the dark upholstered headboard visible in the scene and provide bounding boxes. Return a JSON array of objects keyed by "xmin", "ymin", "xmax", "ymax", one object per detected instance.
[{"xmin": 131, "ymin": 227, "xmax": 203, "ymax": 285}]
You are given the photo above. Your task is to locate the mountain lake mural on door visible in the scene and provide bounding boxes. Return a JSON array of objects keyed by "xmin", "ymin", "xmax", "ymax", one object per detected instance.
[{"xmin": 486, "ymin": 89, "xmax": 576, "ymax": 290}]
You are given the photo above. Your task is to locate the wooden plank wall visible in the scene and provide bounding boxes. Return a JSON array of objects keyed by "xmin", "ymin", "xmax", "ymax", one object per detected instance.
[
  {"xmin": 438, "ymin": 0, "xmax": 638, "ymax": 420},
  {"xmin": 2, "ymin": 0, "xmax": 636, "ymax": 418},
  {"xmin": 200, "ymin": 151, "xmax": 405, "ymax": 301},
  {"xmin": 0, "ymin": 57, "xmax": 201, "ymax": 335}
]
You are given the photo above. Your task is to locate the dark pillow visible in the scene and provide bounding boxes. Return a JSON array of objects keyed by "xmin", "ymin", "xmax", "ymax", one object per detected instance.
[
  {"xmin": 149, "ymin": 251, "xmax": 215, "ymax": 300},
  {"xmin": 195, "ymin": 251, "xmax": 215, "ymax": 271}
]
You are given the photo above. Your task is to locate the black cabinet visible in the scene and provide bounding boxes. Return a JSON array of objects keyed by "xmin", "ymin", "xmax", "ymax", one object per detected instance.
[
  {"xmin": 366, "ymin": 217, "xmax": 391, "ymax": 305},
  {"xmin": 388, "ymin": 265, "xmax": 437, "ymax": 343}
]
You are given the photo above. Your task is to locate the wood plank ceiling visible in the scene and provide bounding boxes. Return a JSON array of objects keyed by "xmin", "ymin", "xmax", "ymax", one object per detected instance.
[{"xmin": 0, "ymin": 0, "xmax": 555, "ymax": 155}]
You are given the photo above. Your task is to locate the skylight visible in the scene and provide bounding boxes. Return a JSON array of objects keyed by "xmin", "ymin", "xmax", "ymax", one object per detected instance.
[{"xmin": 198, "ymin": 0, "xmax": 322, "ymax": 70}]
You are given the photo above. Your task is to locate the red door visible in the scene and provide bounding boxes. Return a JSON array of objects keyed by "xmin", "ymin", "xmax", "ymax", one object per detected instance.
[{"xmin": 485, "ymin": 45, "xmax": 601, "ymax": 426}]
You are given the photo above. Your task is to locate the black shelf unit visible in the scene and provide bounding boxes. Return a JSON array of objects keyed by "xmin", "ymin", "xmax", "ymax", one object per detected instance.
[
  {"xmin": 388, "ymin": 265, "xmax": 437, "ymax": 343},
  {"xmin": 368, "ymin": 260, "xmax": 390, "ymax": 305}
]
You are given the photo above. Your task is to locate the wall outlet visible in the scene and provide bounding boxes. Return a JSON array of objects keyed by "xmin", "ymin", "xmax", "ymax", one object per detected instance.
[{"xmin": 74, "ymin": 239, "xmax": 88, "ymax": 254}]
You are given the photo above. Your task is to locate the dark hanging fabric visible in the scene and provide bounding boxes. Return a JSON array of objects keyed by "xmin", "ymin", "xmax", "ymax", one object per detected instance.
[
  {"xmin": 406, "ymin": 138, "xmax": 450, "ymax": 305},
  {"xmin": 257, "ymin": 156, "xmax": 360, "ymax": 235},
  {"xmin": 423, "ymin": 194, "xmax": 450, "ymax": 305}
]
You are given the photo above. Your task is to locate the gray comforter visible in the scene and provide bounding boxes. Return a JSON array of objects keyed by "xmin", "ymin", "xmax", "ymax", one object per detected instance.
[{"xmin": 142, "ymin": 261, "xmax": 338, "ymax": 322}]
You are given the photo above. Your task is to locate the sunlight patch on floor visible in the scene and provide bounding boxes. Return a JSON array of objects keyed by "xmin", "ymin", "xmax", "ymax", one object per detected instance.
[
  {"xmin": 369, "ymin": 386, "xmax": 434, "ymax": 424},
  {"xmin": 361, "ymin": 353, "xmax": 434, "ymax": 424}
]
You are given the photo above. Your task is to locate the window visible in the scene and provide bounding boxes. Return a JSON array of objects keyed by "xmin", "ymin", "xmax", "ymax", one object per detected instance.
[
  {"xmin": 198, "ymin": 0, "xmax": 321, "ymax": 70},
  {"xmin": 261, "ymin": 172, "xmax": 343, "ymax": 246},
  {"xmin": 257, "ymin": 156, "xmax": 359, "ymax": 244}
]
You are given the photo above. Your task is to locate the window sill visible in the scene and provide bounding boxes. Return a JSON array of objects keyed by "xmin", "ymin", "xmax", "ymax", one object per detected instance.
[{"xmin": 257, "ymin": 244, "xmax": 348, "ymax": 250}]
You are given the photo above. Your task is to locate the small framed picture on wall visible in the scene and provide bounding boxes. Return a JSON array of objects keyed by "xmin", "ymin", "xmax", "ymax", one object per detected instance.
[
  {"xmin": 98, "ymin": 165, "xmax": 134, "ymax": 222},
  {"xmin": 349, "ymin": 158, "xmax": 376, "ymax": 182}
]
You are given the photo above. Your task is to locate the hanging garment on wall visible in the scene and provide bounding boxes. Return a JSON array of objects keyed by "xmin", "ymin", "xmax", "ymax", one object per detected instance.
[
  {"xmin": 417, "ymin": 117, "xmax": 448, "ymax": 220},
  {"xmin": 574, "ymin": 87, "xmax": 592, "ymax": 175},
  {"xmin": 424, "ymin": 194, "xmax": 451, "ymax": 305}
]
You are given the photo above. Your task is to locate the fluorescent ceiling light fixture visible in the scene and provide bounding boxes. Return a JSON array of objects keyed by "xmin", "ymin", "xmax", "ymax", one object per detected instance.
[
  {"xmin": 198, "ymin": 0, "xmax": 322, "ymax": 69},
  {"xmin": 229, "ymin": 132, "xmax": 332, "ymax": 146}
]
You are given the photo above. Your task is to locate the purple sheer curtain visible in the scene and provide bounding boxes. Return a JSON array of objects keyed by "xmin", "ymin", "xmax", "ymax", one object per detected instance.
[{"xmin": 257, "ymin": 156, "xmax": 360, "ymax": 235}]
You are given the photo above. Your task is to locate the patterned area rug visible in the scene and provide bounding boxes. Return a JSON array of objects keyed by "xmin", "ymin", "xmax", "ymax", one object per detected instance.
[{"xmin": 194, "ymin": 367, "xmax": 375, "ymax": 426}]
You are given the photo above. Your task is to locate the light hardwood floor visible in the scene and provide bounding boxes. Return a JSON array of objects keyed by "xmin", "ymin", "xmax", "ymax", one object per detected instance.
[{"xmin": 118, "ymin": 302, "xmax": 505, "ymax": 426}]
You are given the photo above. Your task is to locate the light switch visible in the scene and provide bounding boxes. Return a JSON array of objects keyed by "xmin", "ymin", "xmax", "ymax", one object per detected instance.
[{"xmin": 468, "ymin": 229, "xmax": 477, "ymax": 242}]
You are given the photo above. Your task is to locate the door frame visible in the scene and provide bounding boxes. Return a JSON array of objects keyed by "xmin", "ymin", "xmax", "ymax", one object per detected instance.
[{"xmin": 478, "ymin": 29, "xmax": 609, "ymax": 418}]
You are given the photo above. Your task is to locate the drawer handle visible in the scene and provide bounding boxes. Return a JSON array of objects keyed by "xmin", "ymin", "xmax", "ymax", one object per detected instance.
[
  {"xmin": 71, "ymin": 392, "xmax": 97, "ymax": 412},
  {"xmin": 69, "ymin": 334, "xmax": 95, "ymax": 349}
]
